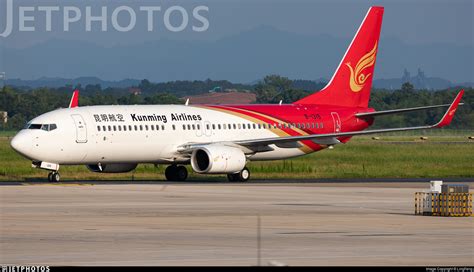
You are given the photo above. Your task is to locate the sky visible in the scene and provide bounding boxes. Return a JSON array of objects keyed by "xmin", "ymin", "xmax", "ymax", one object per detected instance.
[
  {"xmin": 0, "ymin": 0, "xmax": 472, "ymax": 82},
  {"xmin": 0, "ymin": 0, "xmax": 471, "ymax": 47}
]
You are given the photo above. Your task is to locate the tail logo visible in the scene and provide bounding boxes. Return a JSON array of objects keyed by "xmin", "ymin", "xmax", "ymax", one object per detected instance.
[{"xmin": 345, "ymin": 41, "xmax": 378, "ymax": 92}]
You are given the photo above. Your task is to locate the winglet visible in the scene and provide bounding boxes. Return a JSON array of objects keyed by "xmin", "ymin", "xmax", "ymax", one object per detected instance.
[
  {"xmin": 434, "ymin": 90, "xmax": 464, "ymax": 128},
  {"xmin": 69, "ymin": 90, "xmax": 79, "ymax": 108}
]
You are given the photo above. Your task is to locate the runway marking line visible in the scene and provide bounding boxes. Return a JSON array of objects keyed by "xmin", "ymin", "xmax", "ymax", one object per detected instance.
[{"xmin": 21, "ymin": 183, "xmax": 94, "ymax": 186}]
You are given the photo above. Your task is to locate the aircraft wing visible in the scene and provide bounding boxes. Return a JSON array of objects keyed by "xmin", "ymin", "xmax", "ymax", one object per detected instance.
[
  {"xmin": 178, "ymin": 90, "xmax": 463, "ymax": 153},
  {"xmin": 355, "ymin": 102, "xmax": 464, "ymax": 118}
]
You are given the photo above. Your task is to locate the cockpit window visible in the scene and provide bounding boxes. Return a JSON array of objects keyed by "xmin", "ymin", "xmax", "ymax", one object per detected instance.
[
  {"xmin": 27, "ymin": 123, "xmax": 57, "ymax": 131},
  {"xmin": 27, "ymin": 124, "xmax": 42, "ymax": 129}
]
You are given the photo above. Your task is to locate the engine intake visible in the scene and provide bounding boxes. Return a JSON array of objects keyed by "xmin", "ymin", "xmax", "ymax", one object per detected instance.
[
  {"xmin": 87, "ymin": 163, "xmax": 137, "ymax": 173},
  {"xmin": 191, "ymin": 145, "xmax": 246, "ymax": 174}
]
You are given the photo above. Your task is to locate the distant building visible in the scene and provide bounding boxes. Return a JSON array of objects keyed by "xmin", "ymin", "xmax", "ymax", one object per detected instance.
[
  {"xmin": 128, "ymin": 87, "xmax": 142, "ymax": 96},
  {"xmin": 1, "ymin": 111, "xmax": 7, "ymax": 123},
  {"xmin": 184, "ymin": 91, "xmax": 256, "ymax": 104}
]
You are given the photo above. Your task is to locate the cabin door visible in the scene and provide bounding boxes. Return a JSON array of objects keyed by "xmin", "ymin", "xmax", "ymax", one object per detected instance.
[
  {"xmin": 71, "ymin": 114, "xmax": 88, "ymax": 143},
  {"xmin": 331, "ymin": 112, "xmax": 341, "ymax": 133}
]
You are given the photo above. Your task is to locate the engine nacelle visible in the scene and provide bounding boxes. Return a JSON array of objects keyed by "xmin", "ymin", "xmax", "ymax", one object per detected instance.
[
  {"xmin": 87, "ymin": 163, "xmax": 138, "ymax": 173},
  {"xmin": 191, "ymin": 145, "xmax": 246, "ymax": 174}
]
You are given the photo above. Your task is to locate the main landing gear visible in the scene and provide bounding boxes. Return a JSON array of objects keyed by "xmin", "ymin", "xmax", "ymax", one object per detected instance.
[
  {"xmin": 47, "ymin": 171, "xmax": 60, "ymax": 182},
  {"xmin": 165, "ymin": 165, "xmax": 188, "ymax": 181},
  {"xmin": 164, "ymin": 165, "xmax": 251, "ymax": 182},
  {"xmin": 227, "ymin": 167, "xmax": 250, "ymax": 182}
]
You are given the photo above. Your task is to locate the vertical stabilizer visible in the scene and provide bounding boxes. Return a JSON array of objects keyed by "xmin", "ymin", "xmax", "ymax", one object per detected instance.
[{"xmin": 295, "ymin": 6, "xmax": 384, "ymax": 108}]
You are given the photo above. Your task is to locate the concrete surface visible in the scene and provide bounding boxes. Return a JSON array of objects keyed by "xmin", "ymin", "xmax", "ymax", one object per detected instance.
[{"xmin": 0, "ymin": 182, "xmax": 473, "ymax": 266}]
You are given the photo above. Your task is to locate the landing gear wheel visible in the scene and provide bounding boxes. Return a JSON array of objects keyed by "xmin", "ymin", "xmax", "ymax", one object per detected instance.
[
  {"xmin": 49, "ymin": 172, "xmax": 60, "ymax": 182},
  {"xmin": 175, "ymin": 166, "xmax": 188, "ymax": 181},
  {"xmin": 227, "ymin": 167, "xmax": 250, "ymax": 182},
  {"xmin": 165, "ymin": 165, "xmax": 188, "ymax": 181},
  {"xmin": 239, "ymin": 167, "xmax": 250, "ymax": 182},
  {"xmin": 165, "ymin": 165, "xmax": 177, "ymax": 181},
  {"xmin": 227, "ymin": 173, "xmax": 236, "ymax": 182}
]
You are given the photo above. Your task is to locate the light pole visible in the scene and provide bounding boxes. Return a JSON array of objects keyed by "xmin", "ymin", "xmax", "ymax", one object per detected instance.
[{"xmin": 0, "ymin": 72, "xmax": 5, "ymax": 88}]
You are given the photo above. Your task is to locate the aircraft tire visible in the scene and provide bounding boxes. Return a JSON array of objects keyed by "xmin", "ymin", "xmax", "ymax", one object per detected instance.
[
  {"xmin": 51, "ymin": 172, "xmax": 60, "ymax": 182},
  {"xmin": 165, "ymin": 165, "xmax": 177, "ymax": 181},
  {"xmin": 175, "ymin": 166, "xmax": 188, "ymax": 181}
]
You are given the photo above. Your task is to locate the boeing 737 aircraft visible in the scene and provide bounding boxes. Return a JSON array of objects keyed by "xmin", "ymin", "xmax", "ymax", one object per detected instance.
[{"xmin": 10, "ymin": 6, "xmax": 464, "ymax": 182}]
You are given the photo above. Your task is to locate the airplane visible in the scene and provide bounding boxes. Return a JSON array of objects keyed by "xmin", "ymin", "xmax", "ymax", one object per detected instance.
[{"xmin": 10, "ymin": 6, "xmax": 464, "ymax": 182}]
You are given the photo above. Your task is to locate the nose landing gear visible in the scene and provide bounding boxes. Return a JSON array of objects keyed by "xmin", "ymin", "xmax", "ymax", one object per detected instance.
[{"xmin": 47, "ymin": 171, "xmax": 60, "ymax": 182}]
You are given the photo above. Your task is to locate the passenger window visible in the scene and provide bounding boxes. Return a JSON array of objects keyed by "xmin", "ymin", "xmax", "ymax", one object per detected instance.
[
  {"xmin": 161, "ymin": 125, "xmax": 165, "ymax": 130},
  {"xmin": 145, "ymin": 125, "xmax": 149, "ymax": 131},
  {"xmin": 192, "ymin": 124, "xmax": 196, "ymax": 130},
  {"xmin": 108, "ymin": 125, "xmax": 112, "ymax": 131},
  {"xmin": 134, "ymin": 125, "xmax": 138, "ymax": 131},
  {"xmin": 123, "ymin": 125, "xmax": 127, "ymax": 131},
  {"xmin": 222, "ymin": 124, "xmax": 226, "ymax": 130},
  {"xmin": 183, "ymin": 124, "xmax": 186, "ymax": 130},
  {"xmin": 218, "ymin": 124, "xmax": 221, "ymax": 130},
  {"xmin": 233, "ymin": 124, "xmax": 237, "ymax": 129},
  {"xmin": 103, "ymin": 125, "xmax": 106, "ymax": 131},
  {"xmin": 187, "ymin": 124, "xmax": 191, "ymax": 130},
  {"xmin": 97, "ymin": 126, "xmax": 101, "ymax": 131},
  {"xmin": 212, "ymin": 124, "xmax": 216, "ymax": 130},
  {"xmin": 320, "ymin": 123, "xmax": 324, "ymax": 128},
  {"xmin": 206, "ymin": 124, "xmax": 210, "ymax": 130},
  {"xmin": 197, "ymin": 124, "xmax": 200, "ymax": 130},
  {"xmin": 172, "ymin": 125, "xmax": 175, "ymax": 130},
  {"xmin": 113, "ymin": 126, "xmax": 117, "ymax": 131},
  {"xmin": 128, "ymin": 125, "xmax": 132, "ymax": 131},
  {"xmin": 151, "ymin": 125, "xmax": 154, "ymax": 131},
  {"xmin": 118, "ymin": 126, "xmax": 122, "ymax": 131}
]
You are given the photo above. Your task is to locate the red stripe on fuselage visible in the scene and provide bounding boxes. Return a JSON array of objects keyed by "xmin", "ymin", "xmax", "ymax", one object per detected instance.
[{"xmin": 205, "ymin": 105, "xmax": 323, "ymax": 152}]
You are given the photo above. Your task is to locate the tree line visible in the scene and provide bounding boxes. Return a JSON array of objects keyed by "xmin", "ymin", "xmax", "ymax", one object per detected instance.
[{"xmin": 0, "ymin": 76, "xmax": 472, "ymax": 130}]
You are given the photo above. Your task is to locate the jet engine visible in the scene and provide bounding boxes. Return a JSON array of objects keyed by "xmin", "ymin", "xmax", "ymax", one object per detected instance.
[
  {"xmin": 87, "ymin": 163, "xmax": 138, "ymax": 173},
  {"xmin": 191, "ymin": 145, "xmax": 246, "ymax": 174}
]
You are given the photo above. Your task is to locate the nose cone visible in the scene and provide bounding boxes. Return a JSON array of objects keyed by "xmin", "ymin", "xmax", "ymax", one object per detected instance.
[{"xmin": 10, "ymin": 131, "xmax": 33, "ymax": 159}]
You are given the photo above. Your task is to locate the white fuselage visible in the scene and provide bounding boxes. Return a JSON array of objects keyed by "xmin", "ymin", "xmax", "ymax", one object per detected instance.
[{"xmin": 11, "ymin": 105, "xmax": 312, "ymax": 166}]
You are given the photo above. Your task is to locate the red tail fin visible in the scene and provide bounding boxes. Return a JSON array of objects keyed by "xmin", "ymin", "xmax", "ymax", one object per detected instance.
[{"xmin": 295, "ymin": 6, "xmax": 384, "ymax": 108}]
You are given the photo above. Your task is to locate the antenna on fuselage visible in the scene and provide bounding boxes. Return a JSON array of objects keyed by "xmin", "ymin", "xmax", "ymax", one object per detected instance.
[
  {"xmin": 185, "ymin": 98, "xmax": 190, "ymax": 106},
  {"xmin": 279, "ymin": 100, "xmax": 283, "ymax": 106}
]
